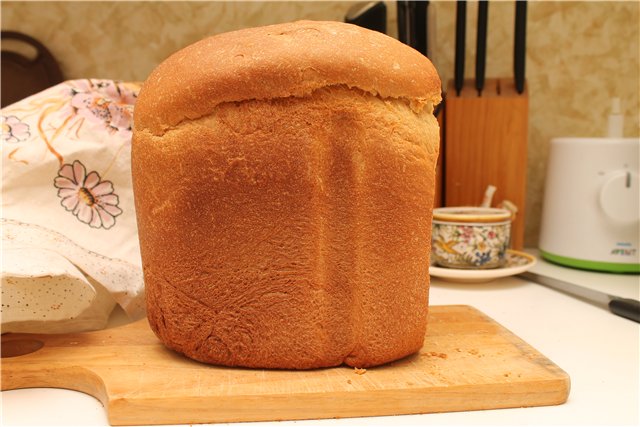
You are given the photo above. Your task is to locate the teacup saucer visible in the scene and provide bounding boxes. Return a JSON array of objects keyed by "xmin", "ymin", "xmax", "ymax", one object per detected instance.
[{"xmin": 429, "ymin": 249, "xmax": 537, "ymax": 284}]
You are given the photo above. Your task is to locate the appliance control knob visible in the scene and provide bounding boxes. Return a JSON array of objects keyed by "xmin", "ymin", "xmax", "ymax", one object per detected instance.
[{"xmin": 599, "ymin": 170, "xmax": 639, "ymax": 224}]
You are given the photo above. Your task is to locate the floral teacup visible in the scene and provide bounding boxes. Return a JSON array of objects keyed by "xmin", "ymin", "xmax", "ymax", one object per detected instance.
[{"xmin": 431, "ymin": 207, "xmax": 512, "ymax": 269}]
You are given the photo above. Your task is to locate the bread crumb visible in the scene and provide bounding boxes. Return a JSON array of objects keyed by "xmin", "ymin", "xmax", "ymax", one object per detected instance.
[
  {"xmin": 455, "ymin": 348, "xmax": 462, "ymax": 352},
  {"xmin": 354, "ymin": 368, "xmax": 367, "ymax": 375},
  {"xmin": 347, "ymin": 379, "xmax": 352, "ymax": 384},
  {"xmin": 468, "ymin": 349, "xmax": 479, "ymax": 356},
  {"xmin": 426, "ymin": 351, "xmax": 448, "ymax": 359}
]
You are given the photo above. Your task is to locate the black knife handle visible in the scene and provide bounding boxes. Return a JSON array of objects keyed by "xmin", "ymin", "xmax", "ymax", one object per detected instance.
[
  {"xmin": 345, "ymin": 1, "xmax": 387, "ymax": 34},
  {"xmin": 475, "ymin": 0, "xmax": 488, "ymax": 96},
  {"xmin": 514, "ymin": 0, "xmax": 527, "ymax": 94},
  {"xmin": 415, "ymin": 1, "xmax": 429, "ymax": 56},
  {"xmin": 454, "ymin": 1, "xmax": 467, "ymax": 96},
  {"xmin": 609, "ymin": 298, "xmax": 640, "ymax": 323},
  {"xmin": 397, "ymin": 1, "xmax": 408, "ymax": 44}
]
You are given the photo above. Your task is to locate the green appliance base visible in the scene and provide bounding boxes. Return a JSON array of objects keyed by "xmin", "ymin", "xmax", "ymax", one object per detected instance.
[{"xmin": 540, "ymin": 250, "xmax": 640, "ymax": 274}]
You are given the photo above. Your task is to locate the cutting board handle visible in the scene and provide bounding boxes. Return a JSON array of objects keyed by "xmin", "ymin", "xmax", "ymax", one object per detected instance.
[{"xmin": 2, "ymin": 326, "xmax": 117, "ymax": 406}]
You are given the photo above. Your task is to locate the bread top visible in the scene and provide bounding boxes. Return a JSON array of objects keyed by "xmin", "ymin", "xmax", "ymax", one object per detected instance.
[{"xmin": 135, "ymin": 20, "xmax": 442, "ymax": 136}]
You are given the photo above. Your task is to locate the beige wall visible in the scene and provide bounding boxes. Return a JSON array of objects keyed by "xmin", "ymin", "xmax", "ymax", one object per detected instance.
[{"xmin": 3, "ymin": 1, "xmax": 639, "ymax": 247}]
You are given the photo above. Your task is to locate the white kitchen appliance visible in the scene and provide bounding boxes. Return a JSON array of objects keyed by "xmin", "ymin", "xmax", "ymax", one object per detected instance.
[{"xmin": 539, "ymin": 102, "xmax": 639, "ymax": 273}]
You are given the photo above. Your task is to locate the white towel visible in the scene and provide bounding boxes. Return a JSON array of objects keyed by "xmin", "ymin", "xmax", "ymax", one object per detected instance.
[{"xmin": 2, "ymin": 79, "xmax": 145, "ymax": 333}]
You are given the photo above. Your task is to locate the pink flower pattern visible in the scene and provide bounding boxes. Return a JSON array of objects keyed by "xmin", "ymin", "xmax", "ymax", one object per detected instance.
[
  {"xmin": 68, "ymin": 80, "xmax": 136, "ymax": 136},
  {"xmin": 53, "ymin": 160, "xmax": 122, "ymax": 229},
  {"xmin": 2, "ymin": 115, "xmax": 31, "ymax": 143}
]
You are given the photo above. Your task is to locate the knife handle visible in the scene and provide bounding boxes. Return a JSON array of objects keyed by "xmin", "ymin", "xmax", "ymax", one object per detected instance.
[
  {"xmin": 454, "ymin": 1, "xmax": 467, "ymax": 96},
  {"xmin": 475, "ymin": 0, "xmax": 488, "ymax": 96},
  {"xmin": 514, "ymin": 0, "xmax": 527, "ymax": 94},
  {"xmin": 397, "ymin": 1, "xmax": 409, "ymax": 44},
  {"xmin": 609, "ymin": 298, "xmax": 640, "ymax": 323}
]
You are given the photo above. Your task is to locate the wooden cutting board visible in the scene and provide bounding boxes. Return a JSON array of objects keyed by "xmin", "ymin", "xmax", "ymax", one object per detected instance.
[{"xmin": 1, "ymin": 305, "xmax": 569, "ymax": 426}]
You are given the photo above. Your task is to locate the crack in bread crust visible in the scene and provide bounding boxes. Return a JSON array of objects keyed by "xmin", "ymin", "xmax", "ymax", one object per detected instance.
[{"xmin": 136, "ymin": 84, "xmax": 436, "ymax": 138}]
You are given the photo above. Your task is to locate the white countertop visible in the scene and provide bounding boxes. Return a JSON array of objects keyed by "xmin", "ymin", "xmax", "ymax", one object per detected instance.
[{"xmin": 2, "ymin": 251, "xmax": 639, "ymax": 427}]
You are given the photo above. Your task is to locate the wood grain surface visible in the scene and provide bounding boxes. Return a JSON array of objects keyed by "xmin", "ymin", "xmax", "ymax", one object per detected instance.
[
  {"xmin": 444, "ymin": 79, "xmax": 529, "ymax": 249},
  {"xmin": 1, "ymin": 305, "xmax": 569, "ymax": 426}
]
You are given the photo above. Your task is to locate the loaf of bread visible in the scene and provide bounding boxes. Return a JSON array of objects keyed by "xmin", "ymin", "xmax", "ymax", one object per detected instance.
[{"xmin": 132, "ymin": 20, "xmax": 441, "ymax": 369}]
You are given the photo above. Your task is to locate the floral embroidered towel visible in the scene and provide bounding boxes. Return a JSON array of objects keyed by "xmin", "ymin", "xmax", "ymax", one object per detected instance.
[{"xmin": 1, "ymin": 79, "xmax": 145, "ymax": 333}]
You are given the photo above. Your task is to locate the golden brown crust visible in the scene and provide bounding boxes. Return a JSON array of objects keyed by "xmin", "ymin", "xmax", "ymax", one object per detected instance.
[
  {"xmin": 133, "ymin": 87, "xmax": 438, "ymax": 369},
  {"xmin": 132, "ymin": 21, "xmax": 441, "ymax": 369},
  {"xmin": 134, "ymin": 20, "xmax": 441, "ymax": 135}
]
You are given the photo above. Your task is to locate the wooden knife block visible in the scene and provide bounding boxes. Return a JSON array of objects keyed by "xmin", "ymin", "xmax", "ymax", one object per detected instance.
[{"xmin": 443, "ymin": 78, "xmax": 528, "ymax": 249}]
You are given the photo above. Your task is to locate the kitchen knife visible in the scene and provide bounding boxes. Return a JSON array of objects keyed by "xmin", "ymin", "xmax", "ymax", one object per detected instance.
[
  {"xmin": 397, "ymin": 1, "xmax": 415, "ymax": 46},
  {"xmin": 345, "ymin": 1, "xmax": 387, "ymax": 34},
  {"xmin": 397, "ymin": 1, "xmax": 408, "ymax": 44},
  {"xmin": 475, "ymin": 0, "xmax": 488, "ymax": 96},
  {"xmin": 454, "ymin": 0, "xmax": 467, "ymax": 96},
  {"xmin": 414, "ymin": 1, "xmax": 428, "ymax": 57},
  {"xmin": 520, "ymin": 271, "xmax": 640, "ymax": 323},
  {"xmin": 396, "ymin": 2, "xmax": 430, "ymax": 57},
  {"xmin": 514, "ymin": 0, "xmax": 527, "ymax": 94}
]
